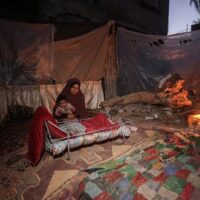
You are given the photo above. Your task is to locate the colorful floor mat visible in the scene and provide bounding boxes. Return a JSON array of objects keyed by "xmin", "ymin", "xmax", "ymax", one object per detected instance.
[
  {"xmin": 0, "ymin": 119, "xmax": 149, "ymax": 200},
  {"xmin": 49, "ymin": 130, "xmax": 200, "ymax": 200}
]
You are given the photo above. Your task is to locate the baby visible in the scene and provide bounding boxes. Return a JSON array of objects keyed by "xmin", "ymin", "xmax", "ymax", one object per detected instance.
[{"xmin": 54, "ymin": 99, "xmax": 76, "ymax": 119}]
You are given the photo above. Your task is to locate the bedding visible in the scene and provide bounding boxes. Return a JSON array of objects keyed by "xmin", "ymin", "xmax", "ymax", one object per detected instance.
[
  {"xmin": 28, "ymin": 106, "xmax": 131, "ymax": 166},
  {"xmin": 45, "ymin": 113, "xmax": 131, "ymax": 155},
  {"xmin": 45, "ymin": 125, "xmax": 131, "ymax": 155}
]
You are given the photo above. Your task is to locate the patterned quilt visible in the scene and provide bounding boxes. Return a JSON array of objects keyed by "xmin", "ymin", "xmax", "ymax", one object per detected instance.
[{"xmin": 73, "ymin": 130, "xmax": 200, "ymax": 200}]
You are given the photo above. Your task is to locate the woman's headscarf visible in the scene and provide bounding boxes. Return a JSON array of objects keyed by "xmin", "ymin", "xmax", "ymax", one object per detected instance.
[{"xmin": 56, "ymin": 78, "xmax": 87, "ymax": 118}]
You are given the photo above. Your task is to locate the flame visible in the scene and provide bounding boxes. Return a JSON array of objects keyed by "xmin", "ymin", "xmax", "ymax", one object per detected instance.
[
  {"xmin": 188, "ymin": 113, "xmax": 200, "ymax": 127},
  {"xmin": 191, "ymin": 114, "xmax": 200, "ymax": 125},
  {"xmin": 191, "ymin": 114, "xmax": 200, "ymax": 120}
]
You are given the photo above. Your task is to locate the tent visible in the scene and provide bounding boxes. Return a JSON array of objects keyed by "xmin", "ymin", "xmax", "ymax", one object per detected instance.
[
  {"xmin": 0, "ymin": 19, "xmax": 116, "ymax": 122},
  {"xmin": 0, "ymin": 19, "xmax": 200, "ymax": 122}
]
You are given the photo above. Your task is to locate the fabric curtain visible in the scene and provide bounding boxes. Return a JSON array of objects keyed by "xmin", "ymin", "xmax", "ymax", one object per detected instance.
[{"xmin": 0, "ymin": 81, "xmax": 104, "ymax": 122}]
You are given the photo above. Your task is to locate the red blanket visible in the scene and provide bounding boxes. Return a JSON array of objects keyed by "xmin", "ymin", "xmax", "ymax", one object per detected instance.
[
  {"xmin": 27, "ymin": 106, "xmax": 66, "ymax": 166},
  {"xmin": 81, "ymin": 113, "xmax": 119, "ymax": 133}
]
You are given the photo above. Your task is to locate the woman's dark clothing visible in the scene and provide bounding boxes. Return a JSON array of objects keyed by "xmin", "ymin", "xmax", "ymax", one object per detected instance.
[{"xmin": 55, "ymin": 78, "xmax": 87, "ymax": 118}]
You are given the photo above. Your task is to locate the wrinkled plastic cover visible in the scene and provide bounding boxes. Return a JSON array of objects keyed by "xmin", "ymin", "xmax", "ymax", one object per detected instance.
[
  {"xmin": 116, "ymin": 28, "xmax": 200, "ymax": 96},
  {"xmin": 49, "ymin": 21, "xmax": 113, "ymax": 83},
  {"xmin": 0, "ymin": 19, "xmax": 52, "ymax": 85}
]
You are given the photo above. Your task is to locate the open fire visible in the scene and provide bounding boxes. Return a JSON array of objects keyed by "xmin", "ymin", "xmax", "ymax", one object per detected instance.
[{"xmin": 187, "ymin": 113, "xmax": 200, "ymax": 130}]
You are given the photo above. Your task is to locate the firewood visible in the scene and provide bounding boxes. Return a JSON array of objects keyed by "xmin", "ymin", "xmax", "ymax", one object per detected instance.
[
  {"xmin": 100, "ymin": 91, "xmax": 163, "ymax": 107},
  {"xmin": 100, "ymin": 74, "xmax": 192, "ymax": 108}
]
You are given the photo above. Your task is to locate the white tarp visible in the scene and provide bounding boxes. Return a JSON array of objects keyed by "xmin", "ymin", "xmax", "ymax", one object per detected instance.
[{"xmin": 0, "ymin": 81, "xmax": 104, "ymax": 122}]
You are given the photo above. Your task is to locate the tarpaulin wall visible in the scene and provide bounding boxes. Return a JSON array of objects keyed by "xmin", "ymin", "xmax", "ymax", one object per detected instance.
[
  {"xmin": 0, "ymin": 19, "xmax": 52, "ymax": 85},
  {"xmin": 0, "ymin": 19, "xmax": 117, "ymax": 98},
  {"xmin": 47, "ymin": 21, "xmax": 117, "ymax": 99},
  {"xmin": 116, "ymin": 27, "xmax": 200, "ymax": 96},
  {"xmin": 49, "ymin": 21, "xmax": 114, "ymax": 83},
  {"xmin": 0, "ymin": 20, "xmax": 117, "ymax": 121},
  {"xmin": 0, "ymin": 19, "xmax": 115, "ymax": 85}
]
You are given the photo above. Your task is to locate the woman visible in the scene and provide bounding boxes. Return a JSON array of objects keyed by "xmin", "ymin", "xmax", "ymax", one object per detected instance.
[{"xmin": 54, "ymin": 78, "xmax": 87, "ymax": 119}]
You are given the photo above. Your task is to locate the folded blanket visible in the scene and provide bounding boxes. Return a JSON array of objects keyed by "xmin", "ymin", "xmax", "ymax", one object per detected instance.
[
  {"xmin": 27, "ymin": 106, "xmax": 66, "ymax": 166},
  {"xmin": 81, "ymin": 113, "xmax": 119, "ymax": 133}
]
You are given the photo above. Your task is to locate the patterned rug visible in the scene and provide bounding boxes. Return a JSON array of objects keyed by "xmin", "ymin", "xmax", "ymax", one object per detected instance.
[
  {"xmin": 48, "ymin": 129, "xmax": 200, "ymax": 200},
  {"xmin": 0, "ymin": 118, "xmax": 149, "ymax": 200}
]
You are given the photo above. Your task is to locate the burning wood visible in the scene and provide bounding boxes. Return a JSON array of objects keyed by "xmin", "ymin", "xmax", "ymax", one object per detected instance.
[
  {"xmin": 100, "ymin": 74, "xmax": 192, "ymax": 109},
  {"xmin": 158, "ymin": 74, "xmax": 192, "ymax": 108}
]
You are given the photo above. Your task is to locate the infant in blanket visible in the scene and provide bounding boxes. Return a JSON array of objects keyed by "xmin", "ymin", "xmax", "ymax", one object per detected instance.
[{"xmin": 53, "ymin": 99, "xmax": 76, "ymax": 120}]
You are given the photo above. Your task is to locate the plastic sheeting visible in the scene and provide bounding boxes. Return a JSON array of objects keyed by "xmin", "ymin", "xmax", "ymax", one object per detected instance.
[
  {"xmin": 0, "ymin": 81, "xmax": 104, "ymax": 122},
  {"xmin": 0, "ymin": 20, "xmax": 115, "ymax": 84},
  {"xmin": 0, "ymin": 19, "xmax": 52, "ymax": 85},
  {"xmin": 116, "ymin": 28, "xmax": 200, "ymax": 96},
  {"xmin": 48, "ymin": 21, "xmax": 114, "ymax": 83}
]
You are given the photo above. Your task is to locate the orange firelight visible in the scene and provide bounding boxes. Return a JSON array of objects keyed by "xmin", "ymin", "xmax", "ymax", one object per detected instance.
[{"xmin": 188, "ymin": 114, "xmax": 200, "ymax": 129}]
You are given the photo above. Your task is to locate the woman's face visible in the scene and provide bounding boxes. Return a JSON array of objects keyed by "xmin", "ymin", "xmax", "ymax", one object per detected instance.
[{"xmin": 70, "ymin": 83, "xmax": 80, "ymax": 95}]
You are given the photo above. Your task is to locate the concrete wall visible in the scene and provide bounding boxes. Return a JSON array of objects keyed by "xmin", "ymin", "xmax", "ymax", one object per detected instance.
[{"xmin": 0, "ymin": 0, "xmax": 169, "ymax": 38}]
